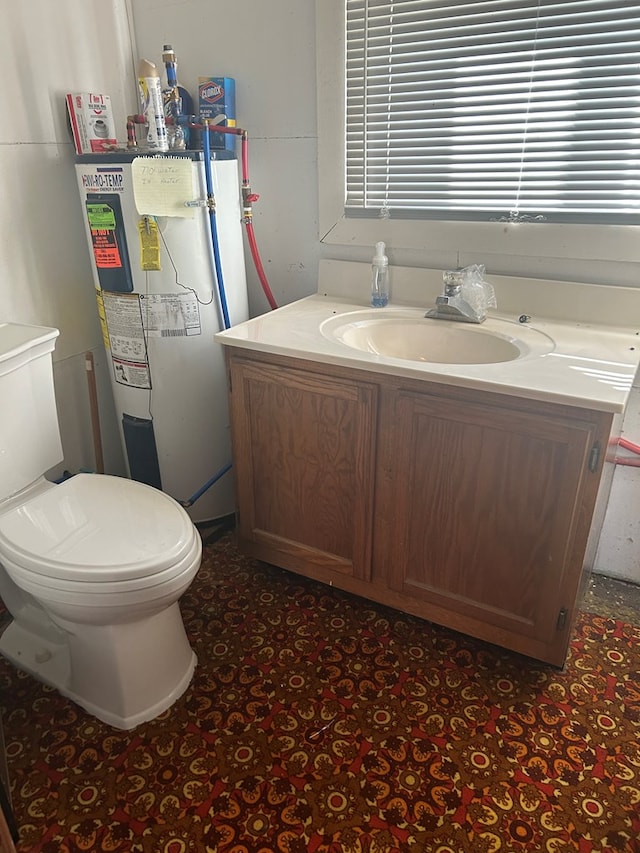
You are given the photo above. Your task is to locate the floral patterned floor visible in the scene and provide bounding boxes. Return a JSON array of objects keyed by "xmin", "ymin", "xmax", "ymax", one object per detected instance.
[{"xmin": 1, "ymin": 535, "xmax": 639, "ymax": 853}]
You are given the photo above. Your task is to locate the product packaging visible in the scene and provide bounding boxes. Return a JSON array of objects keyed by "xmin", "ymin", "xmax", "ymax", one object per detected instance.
[
  {"xmin": 138, "ymin": 60, "xmax": 169, "ymax": 152},
  {"xmin": 66, "ymin": 93, "xmax": 118, "ymax": 154},
  {"xmin": 197, "ymin": 77, "xmax": 236, "ymax": 151}
]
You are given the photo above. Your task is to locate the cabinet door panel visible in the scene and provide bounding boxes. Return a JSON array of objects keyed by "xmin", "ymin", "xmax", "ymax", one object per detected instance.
[
  {"xmin": 389, "ymin": 391, "xmax": 597, "ymax": 645},
  {"xmin": 230, "ymin": 359, "xmax": 377, "ymax": 579}
]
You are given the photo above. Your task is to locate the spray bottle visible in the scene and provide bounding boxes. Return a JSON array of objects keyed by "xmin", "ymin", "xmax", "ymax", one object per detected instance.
[
  {"xmin": 371, "ymin": 241, "xmax": 389, "ymax": 307},
  {"xmin": 137, "ymin": 59, "xmax": 168, "ymax": 151}
]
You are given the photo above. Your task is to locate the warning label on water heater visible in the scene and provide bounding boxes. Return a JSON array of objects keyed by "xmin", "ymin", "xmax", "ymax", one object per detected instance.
[
  {"xmin": 139, "ymin": 293, "xmax": 201, "ymax": 337},
  {"xmin": 101, "ymin": 292, "xmax": 151, "ymax": 389}
]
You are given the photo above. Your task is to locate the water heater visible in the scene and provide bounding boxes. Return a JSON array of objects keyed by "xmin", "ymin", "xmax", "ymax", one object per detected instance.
[{"xmin": 75, "ymin": 150, "xmax": 249, "ymax": 523}]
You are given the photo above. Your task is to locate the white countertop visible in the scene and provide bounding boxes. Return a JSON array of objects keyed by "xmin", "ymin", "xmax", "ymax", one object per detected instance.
[{"xmin": 216, "ymin": 262, "xmax": 640, "ymax": 414}]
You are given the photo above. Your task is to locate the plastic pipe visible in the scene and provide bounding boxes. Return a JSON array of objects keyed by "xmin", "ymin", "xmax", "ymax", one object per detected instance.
[
  {"xmin": 191, "ymin": 125, "xmax": 234, "ymax": 508},
  {"xmin": 202, "ymin": 123, "xmax": 231, "ymax": 330},
  {"xmin": 618, "ymin": 437, "xmax": 640, "ymax": 454},
  {"xmin": 246, "ymin": 219, "xmax": 278, "ymax": 310},
  {"xmin": 179, "ymin": 462, "xmax": 233, "ymax": 509},
  {"xmin": 611, "ymin": 436, "xmax": 640, "ymax": 467},
  {"xmin": 239, "ymin": 132, "xmax": 278, "ymax": 311}
]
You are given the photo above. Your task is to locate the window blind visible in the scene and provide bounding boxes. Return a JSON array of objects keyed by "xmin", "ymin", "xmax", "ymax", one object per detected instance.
[{"xmin": 345, "ymin": 0, "xmax": 640, "ymax": 223}]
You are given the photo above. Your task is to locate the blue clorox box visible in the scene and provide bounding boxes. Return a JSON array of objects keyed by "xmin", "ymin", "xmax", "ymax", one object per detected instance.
[{"xmin": 198, "ymin": 77, "xmax": 236, "ymax": 151}]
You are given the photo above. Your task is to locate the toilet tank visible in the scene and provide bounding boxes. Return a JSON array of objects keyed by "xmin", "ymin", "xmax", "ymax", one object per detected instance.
[{"xmin": 0, "ymin": 323, "xmax": 64, "ymax": 501}]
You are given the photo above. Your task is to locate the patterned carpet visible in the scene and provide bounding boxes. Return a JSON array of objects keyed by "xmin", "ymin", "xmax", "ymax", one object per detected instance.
[{"xmin": 1, "ymin": 535, "xmax": 639, "ymax": 853}]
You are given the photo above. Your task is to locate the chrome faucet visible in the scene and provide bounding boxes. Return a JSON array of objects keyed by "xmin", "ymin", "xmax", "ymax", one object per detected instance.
[{"xmin": 425, "ymin": 271, "xmax": 485, "ymax": 324}]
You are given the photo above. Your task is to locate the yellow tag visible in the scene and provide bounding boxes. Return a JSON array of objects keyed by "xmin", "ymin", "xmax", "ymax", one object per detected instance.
[
  {"xmin": 137, "ymin": 217, "xmax": 161, "ymax": 270},
  {"xmin": 95, "ymin": 289, "xmax": 110, "ymax": 349}
]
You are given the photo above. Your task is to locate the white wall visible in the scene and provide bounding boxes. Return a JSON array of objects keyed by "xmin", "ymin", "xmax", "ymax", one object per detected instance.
[{"xmin": 0, "ymin": 0, "xmax": 135, "ymax": 478}]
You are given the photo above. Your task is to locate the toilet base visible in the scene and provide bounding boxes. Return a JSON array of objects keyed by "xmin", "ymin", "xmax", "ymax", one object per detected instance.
[
  {"xmin": 0, "ymin": 619, "xmax": 72, "ymax": 693},
  {"xmin": 0, "ymin": 603, "xmax": 197, "ymax": 730}
]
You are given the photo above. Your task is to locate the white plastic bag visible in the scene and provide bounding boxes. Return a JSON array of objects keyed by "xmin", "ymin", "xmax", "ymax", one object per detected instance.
[{"xmin": 453, "ymin": 264, "xmax": 497, "ymax": 319}]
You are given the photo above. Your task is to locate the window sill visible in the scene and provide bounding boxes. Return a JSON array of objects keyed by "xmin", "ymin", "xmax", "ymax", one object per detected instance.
[{"xmin": 320, "ymin": 213, "xmax": 640, "ymax": 264}]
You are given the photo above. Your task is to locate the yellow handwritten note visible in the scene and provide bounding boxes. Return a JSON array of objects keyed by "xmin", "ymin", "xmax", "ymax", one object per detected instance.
[{"xmin": 132, "ymin": 156, "xmax": 195, "ymax": 218}]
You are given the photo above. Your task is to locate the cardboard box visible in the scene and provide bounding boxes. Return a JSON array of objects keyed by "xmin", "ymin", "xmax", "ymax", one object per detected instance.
[
  {"xmin": 66, "ymin": 93, "xmax": 117, "ymax": 154},
  {"xmin": 197, "ymin": 77, "xmax": 236, "ymax": 151}
]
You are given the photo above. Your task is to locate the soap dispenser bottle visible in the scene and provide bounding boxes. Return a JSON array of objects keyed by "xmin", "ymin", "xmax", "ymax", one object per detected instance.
[{"xmin": 371, "ymin": 241, "xmax": 389, "ymax": 307}]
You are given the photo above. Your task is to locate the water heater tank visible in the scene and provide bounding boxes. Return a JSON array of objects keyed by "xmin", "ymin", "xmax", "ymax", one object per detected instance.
[{"xmin": 75, "ymin": 151, "xmax": 249, "ymax": 523}]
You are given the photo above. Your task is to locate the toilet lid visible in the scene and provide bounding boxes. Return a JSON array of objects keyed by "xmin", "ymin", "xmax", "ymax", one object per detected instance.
[{"xmin": 0, "ymin": 473, "xmax": 198, "ymax": 582}]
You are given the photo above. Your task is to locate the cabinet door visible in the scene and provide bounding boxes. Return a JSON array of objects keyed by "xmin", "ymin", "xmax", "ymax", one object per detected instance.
[
  {"xmin": 387, "ymin": 390, "xmax": 603, "ymax": 664},
  {"xmin": 229, "ymin": 357, "xmax": 378, "ymax": 580}
]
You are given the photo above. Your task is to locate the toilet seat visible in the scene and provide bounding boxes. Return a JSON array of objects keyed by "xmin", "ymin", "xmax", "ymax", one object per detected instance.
[
  {"xmin": 4, "ymin": 536, "xmax": 201, "ymax": 598},
  {"xmin": 0, "ymin": 473, "xmax": 197, "ymax": 583}
]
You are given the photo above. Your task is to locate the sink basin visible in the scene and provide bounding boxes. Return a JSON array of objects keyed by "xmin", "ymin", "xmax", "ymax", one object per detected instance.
[{"xmin": 320, "ymin": 310, "xmax": 555, "ymax": 365}]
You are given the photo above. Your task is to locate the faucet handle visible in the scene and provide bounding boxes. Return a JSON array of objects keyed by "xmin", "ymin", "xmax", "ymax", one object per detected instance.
[{"xmin": 443, "ymin": 269, "xmax": 464, "ymax": 296}]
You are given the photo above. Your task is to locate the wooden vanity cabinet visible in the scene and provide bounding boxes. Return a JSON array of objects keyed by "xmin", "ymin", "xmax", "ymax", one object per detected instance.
[
  {"xmin": 376, "ymin": 386, "xmax": 612, "ymax": 666},
  {"xmin": 225, "ymin": 349, "xmax": 613, "ymax": 667},
  {"xmin": 226, "ymin": 355, "xmax": 378, "ymax": 581}
]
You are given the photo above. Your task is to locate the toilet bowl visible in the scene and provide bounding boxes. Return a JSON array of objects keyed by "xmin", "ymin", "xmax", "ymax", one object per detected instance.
[
  {"xmin": 0, "ymin": 473, "xmax": 202, "ymax": 730},
  {"xmin": 0, "ymin": 322, "xmax": 205, "ymax": 729}
]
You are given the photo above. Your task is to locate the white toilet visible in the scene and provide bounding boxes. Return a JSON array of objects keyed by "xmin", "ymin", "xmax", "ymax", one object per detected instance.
[{"xmin": 0, "ymin": 323, "xmax": 203, "ymax": 729}]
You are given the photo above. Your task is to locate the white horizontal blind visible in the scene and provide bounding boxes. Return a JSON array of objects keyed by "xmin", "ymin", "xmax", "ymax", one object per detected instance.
[{"xmin": 346, "ymin": 0, "xmax": 640, "ymax": 223}]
